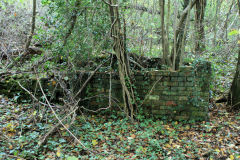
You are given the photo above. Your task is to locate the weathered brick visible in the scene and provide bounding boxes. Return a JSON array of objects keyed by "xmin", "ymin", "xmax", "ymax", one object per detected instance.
[
  {"xmin": 179, "ymin": 71, "xmax": 194, "ymax": 77},
  {"xmin": 144, "ymin": 98, "xmax": 152, "ymax": 105},
  {"xmin": 161, "ymin": 71, "xmax": 170, "ymax": 76},
  {"xmin": 170, "ymin": 72, "xmax": 179, "ymax": 76},
  {"xmin": 178, "ymin": 82, "xmax": 185, "ymax": 87},
  {"xmin": 186, "ymin": 87, "xmax": 194, "ymax": 91},
  {"xmin": 187, "ymin": 77, "xmax": 194, "ymax": 81},
  {"xmin": 185, "ymin": 82, "xmax": 194, "ymax": 87},
  {"xmin": 167, "ymin": 82, "xmax": 178, "ymax": 86},
  {"xmin": 163, "ymin": 76, "xmax": 171, "ymax": 81},
  {"xmin": 171, "ymin": 77, "xmax": 178, "ymax": 81},
  {"xmin": 170, "ymin": 96, "xmax": 181, "ymax": 101},
  {"xmin": 179, "ymin": 66, "xmax": 193, "ymax": 71},
  {"xmin": 152, "ymin": 100, "xmax": 166, "ymax": 106},
  {"xmin": 160, "ymin": 106, "xmax": 173, "ymax": 110},
  {"xmin": 179, "ymin": 96, "xmax": 188, "ymax": 101},
  {"xmin": 189, "ymin": 106, "xmax": 206, "ymax": 111},
  {"xmin": 166, "ymin": 101, "xmax": 177, "ymax": 106},
  {"xmin": 178, "ymin": 77, "xmax": 186, "ymax": 81},
  {"xmin": 175, "ymin": 116, "xmax": 189, "ymax": 120},
  {"xmin": 159, "ymin": 95, "xmax": 169, "ymax": 100},
  {"xmin": 191, "ymin": 111, "xmax": 208, "ymax": 117},
  {"xmin": 163, "ymin": 81, "xmax": 168, "ymax": 86},
  {"xmin": 152, "ymin": 110, "xmax": 170, "ymax": 115},
  {"xmin": 178, "ymin": 87, "xmax": 187, "ymax": 91},
  {"xmin": 180, "ymin": 91, "xmax": 192, "ymax": 96},
  {"xmin": 164, "ymin": 87, "xmax": 171, "ymax": 91},
  {"xmin": 200, "ymin": 92, "xmax": 209, "ymax": 97},
  {"xmin": 171, "ymin": 87, "xmax": 179, "ymax": 91},
  {"xmin": 85, "ymin": 62, "xmax": 211, "ymax": 121},
  {"xmin": 168, "ymin": 92, "xmax": 179, "ymax": 96},
  {"xmin": 148, "ymin": 95, "xmax": 159, "ymax": 100},
  {"xmin": 155, "ymin": 85, "xmax": 166, "ymax": 91},
  {"xmin": 162, "ymin": 91, "xmax": 171, "ymax": 95}
]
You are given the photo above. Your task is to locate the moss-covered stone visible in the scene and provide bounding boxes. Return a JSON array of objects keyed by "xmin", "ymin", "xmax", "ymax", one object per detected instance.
[{"xmin": 0, "ymin": 61, "xmax": 211, "ymax": 121}]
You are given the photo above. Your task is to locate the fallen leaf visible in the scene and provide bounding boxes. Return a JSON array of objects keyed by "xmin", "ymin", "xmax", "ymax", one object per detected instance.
[
  {"xmin": 9, "ymin": 145, "xmax": 13, "ymax": 149},
  {"xmin": 131, "ymin": 134, "xmax": 136, "ymax": 139},
  {"xmin": 92, "ymin": 139, "xmax": 98, "ymax": 146},
  {"xmin": 229, "ymin": 155, "xmax": 234, "ymax": 160},
  {"xmin": 56, "ymin": 147, "xmax": 61, "ymax": 157}
]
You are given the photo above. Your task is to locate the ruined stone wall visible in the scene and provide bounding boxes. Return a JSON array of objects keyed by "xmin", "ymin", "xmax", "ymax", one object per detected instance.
[
  {"xmin": 85, "ymin": 61, "xmax": 211, "ymax": 121},
  {"xmin": 0, "ymin": 61, "xmax": 211, "ymax": 121}
]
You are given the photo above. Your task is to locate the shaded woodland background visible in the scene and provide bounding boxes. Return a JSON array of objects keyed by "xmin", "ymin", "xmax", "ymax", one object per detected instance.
[{"xmin": 0, "ymin": 0, "xmax": 240, "ymax": 159}]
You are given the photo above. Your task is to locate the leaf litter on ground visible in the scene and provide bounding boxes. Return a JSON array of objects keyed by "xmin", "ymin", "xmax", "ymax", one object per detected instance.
[{"xmin": 0, "ymin": 95, "xmax": 239, "ymax": 159}]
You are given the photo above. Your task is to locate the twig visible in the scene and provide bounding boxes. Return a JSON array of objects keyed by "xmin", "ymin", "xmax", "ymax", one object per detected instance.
[
  {"xmin": 17, "ymin": 81, "xmax": 50, "ymax": 107},
  {"xmin": 39, "ymin": 106, "xmax": 79, "ymax": 146},
  {"xmin": 74, "ymin": 61, "xmax": 106, "ymax": 99},
  {"xmin": 108, "ymin": 54, "xmax": 113, "ymax": 109},
  {"xmin": 36, "ymin": 77, "xmax": 91, "ymax": 153},
  {"xmin": 139, "ymin": 76, "xmax": 163, "ymax": 107},
  {"xmin": 102, "ymin": 0, "xmax": 118, "ymax": 7},
  {"xmin": 79, "ymin": 94, "xmax": 121, "ymax": 113},
  {"xmin": 129, "ymin": 58, "xmax": 146, "ymax": 70}
]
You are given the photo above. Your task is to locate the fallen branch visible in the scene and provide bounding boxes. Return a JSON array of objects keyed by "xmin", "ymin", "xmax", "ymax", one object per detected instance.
[
  {"xmin": 74, "ymin": 60, "xmax": 107, "ymax": 99},
  {"xmin": 36, "ymin": 77, "xmax": 92, "ymax": 153},
  {"xmin": 139, "ymin": 76, "xmax": 163, "ymax": 107},
  {"xmin": 38, "ymin": 106, "xmax": 79, "ymax": 146}
]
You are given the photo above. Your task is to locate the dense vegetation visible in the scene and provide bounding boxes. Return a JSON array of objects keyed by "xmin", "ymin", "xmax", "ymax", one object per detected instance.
[{"xmin": 0, "ymin": 0, "xmax": 240, "ymax": 159}]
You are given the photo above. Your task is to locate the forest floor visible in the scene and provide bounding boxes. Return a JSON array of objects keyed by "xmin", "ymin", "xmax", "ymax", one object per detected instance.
[{"xmin": 0, "ymin": 94, "xmax": 239, "ymax": 160}]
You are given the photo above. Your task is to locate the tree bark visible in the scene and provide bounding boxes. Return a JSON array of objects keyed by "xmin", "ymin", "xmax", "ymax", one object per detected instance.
[
  {"xmin": 159, "ymin": 0, "xmax": 171, "ymax": 66},
  {"xmin": 228, "ymin": 0, "xmax": 240, "ymax": 110},
  {"xmin": 171, "ymin": 0, "xmax": 196, "ymax": 70},
  {"xmin": 25, "ymin": 0, "xmax": 36, "ymax": 50},
  {"xmin": 221, "ymin": 0, "xmax": 234, "ymax": 42},
  {"xmin": 160, "ymin": 0, "xmax": 166, "ymax": 65},
  {"xmin": 213, "ymin": 0, "xmax": 222, "ymax": 46},
  {"xmin": 62, "ymin": 0, "xmax": 81, "ymax": 49},
  {"xmin": 106, "ymin": 0, "xmax": 136, "ymax": 121},
  {"xmin": 60, "ymin": 0, "xmax": 81, "ymax": 63},
  {"xmin": 194, "ymin": 0, "xmax": 207, "ymax": 54}
]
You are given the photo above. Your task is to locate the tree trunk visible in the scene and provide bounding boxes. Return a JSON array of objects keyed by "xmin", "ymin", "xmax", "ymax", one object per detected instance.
[
  {"xmin": 106, "ymin": 0, "xmax": 136, "ymax": 121},
  {"xmin": 160, "ymin": 0, "xmax": 166, "ymax": 65},
  {"xmin": 194, "ymin": 0, "xmax": 206, "ymax": 54},
  {"xmin": 25, "ymin": 0, "xmax": 36, "ymax": 50},
  {"xmin": 166, "ymin": 0, "xmax": 170, "ymax": 53},
  {"xmin": 62, "ymin": 0, "xmax": 81, "ymax": 50},
  {"xmin": 213, "ymin": 0, "xmax": 222, "ymax": 46},
  {"xmin": 159, "ymin": 0, "xmax": 171, "ymax": 66},
  {"xmin": 228, "ymin": 0, "xmax": 240, "ymax": 110},
  {"xmin": 62, "ymin": 0, "xmax": 81, "ymax": 63},
  {"xmin": 221, "ymin": 0, "xmax": 234, "ymax": 42},
  {"xmin": 172, "ymin": 0, "xmax": 196, "ymax": 70}
]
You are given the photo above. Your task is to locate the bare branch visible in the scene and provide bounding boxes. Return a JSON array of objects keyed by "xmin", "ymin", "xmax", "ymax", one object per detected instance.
[{"xmin": 102, "ymin": 0, "xmax": 118, "ymax": 7}]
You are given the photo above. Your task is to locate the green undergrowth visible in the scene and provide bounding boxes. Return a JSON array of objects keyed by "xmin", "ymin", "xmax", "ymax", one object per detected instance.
[{"xmin": 0, "ymin": 95, "xmax": 239, "ymax": 160}]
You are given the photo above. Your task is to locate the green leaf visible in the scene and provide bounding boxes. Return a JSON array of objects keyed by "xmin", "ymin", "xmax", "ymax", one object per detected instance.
[
  {"xmin": 64, "ymin": 76, "xmax": 69, "ymax": 81},
  {"xmin": 66, "ymin": 156, "xmax": 78, "ymax": 160},
  {"xmin": 228, "ymin": 29, "xmax": 239, "ymax": 36}
]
